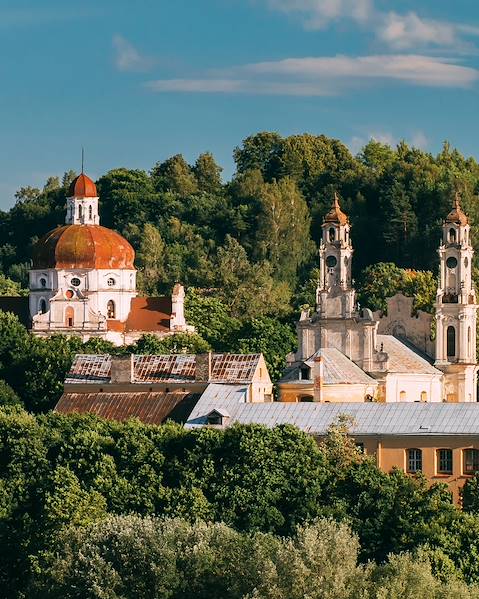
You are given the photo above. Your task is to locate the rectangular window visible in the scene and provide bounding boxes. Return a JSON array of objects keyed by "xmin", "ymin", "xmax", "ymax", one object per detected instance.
[
  {"xmin": 437, "ymin": 449, "xmax": 453, "ymax": 475},
  {"xmin": 463, "ymin": 449, "xmax": 479, "ymax": 475},
  {"xmin": 407, "ymin": 448, "xmax": 422, "ymax": 473},
  {"xmin": 300, "ymin": 367, "xmax": 311, "ymax": 380}
]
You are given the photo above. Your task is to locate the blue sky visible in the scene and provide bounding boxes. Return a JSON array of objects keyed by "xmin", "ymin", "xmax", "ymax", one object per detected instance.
[{"xmin": 0, "ymin": 0, "xmax": 478, "ymax": 209}]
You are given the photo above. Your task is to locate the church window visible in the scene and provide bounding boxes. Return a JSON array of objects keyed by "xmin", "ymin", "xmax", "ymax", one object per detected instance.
[
  {"xmin": 71, "ymin": 277, "xmax": 81, "ymax": 287},
  {"xmin": 39, "ymin": 299, "xmax": 47, "ymax": 314},
  {"xmin": 326, "ymin": 255, "xmax": 337, "ymax": 268},
  {"xmin": 39, "ymin": 277, "xmax": 46, "ymax": 288},
  {"xmin": 399, "ymin": 390, "xmax": 406, "ymax": 401},
  {"xmin": 420, "ymin": 391, "xmax": 427, "ymax": 402},
  {"xmin": 107, "ymin": 277, "xmax": 115, "ymax": 287},
  {"xmin": 449, "ymin": 228, "xmax": 456, "ymax": 243},
  {"xmin": 328, "ymin": 227, "xmax": 335, "ymax": 242},
  {"xmin": 299, "ymin": 395, "xmax": 313, "ymax": 402},
  {"xmin": 65, "ymin": 290, "xmax": 74, "ymax": 299},
  {"xmin": 78, "ymin": 204, "xmax": 83, "ymax": 220},
  {"xmin": 437, "ymin": 449, "xmax": 453, "ymax": 475},
  {"xmin": 65, "ymin": 306, "xmax": 74, "ymax": 328},
  {"xmin": 89, "ymin": 205, "xmax": 93, "ymax": 220},
  {"xmin": 446, "ymin": 256, "xmax": 457, "ymax": 269},
  {"xmin": 107, "ymin": 300, "xmax": 116, "ymax": 319},
  {"xmin": 407, "ymin": 448, "xmax": 422, "ymax": 473},
  {"xmin": 463, "ymin": 449, "xmax": 479, "ymax": 475},
  {"xmin": 447, "ymin": 326, "xmax": 456, "ymax": 358}
]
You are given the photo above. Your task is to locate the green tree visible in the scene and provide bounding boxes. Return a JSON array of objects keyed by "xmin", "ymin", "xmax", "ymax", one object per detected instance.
[
  {"xmin": 151, "ymin": 154, "xmax": 198, "ymax": 196},
  {"xmin": 0, "ymin": 273, "xmax": 28, "ymax": 296},
  {"xmin": 193, "ymin": 152, "xmax": 223, "ymax": 194}
]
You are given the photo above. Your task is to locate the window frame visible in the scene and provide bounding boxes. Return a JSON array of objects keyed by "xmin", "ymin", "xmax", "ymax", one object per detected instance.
[
  {"xmin": 463, "ymin": 448, "xmax": 479, "ymax": 475},
  {"xmin": 437, "ymin": 448, "xmax": 453, "ymax": 475},
  {"xmin": 406, "ymin": 448, "xmax": 422, "ymax": 473}
]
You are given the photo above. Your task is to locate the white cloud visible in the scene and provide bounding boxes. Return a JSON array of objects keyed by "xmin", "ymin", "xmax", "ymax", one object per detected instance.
[
  {"xmin": 347, "ymin": 130, "xmax": 428, "ymax": 154},
  {"xmin": 266, "ymin": 0, "xmax": 373, "ymax": 28},
  {"xmin": 113, "ymin": 35, "xmax": 155, "ymax": 72},
  {"xmin": 379, "ymin": 12, "xmax": 459, "ymax": 50},
  {"xmin": 410, "ymin": 130, "xmax": 428, "ymax": 149},
  {"xmin": 148, "ymin": 54, "xmax": 478, "ymax": 96},
  {"xmin": 262, "ymin": 1, "xmax": 479, "ymax": 52}
]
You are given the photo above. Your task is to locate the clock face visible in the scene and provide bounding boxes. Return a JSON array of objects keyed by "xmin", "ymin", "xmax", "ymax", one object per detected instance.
[
  {"xmin": 446, "ymin": 256, "xmax": 458, "ymax": 269},
  {"xmin": 71, "ymin": 277, "xmax": 81, "ymax": 287},
  {"xmin": 326, "ymin": 255, "xmax": 337, "ymax": 268}
]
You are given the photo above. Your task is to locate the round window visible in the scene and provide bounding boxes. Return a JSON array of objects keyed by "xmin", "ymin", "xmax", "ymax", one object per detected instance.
[
  {"xmin": 71, "ymin": 277, "xmax": 81, "ymax": 287},
  {"xmin": 326, "ymin": 255, "xmax": 337, "ymax": 268},
  {"xmin": 446, "ymin": 257, "xmax": 458, "ymax": 269},
  {"xmin": 65, "ymin": 289, "xmax": 74, "ymax": 299},
  {"xmin": 107, "ymin": 277, "xmax": 115, "ymax": 287}
]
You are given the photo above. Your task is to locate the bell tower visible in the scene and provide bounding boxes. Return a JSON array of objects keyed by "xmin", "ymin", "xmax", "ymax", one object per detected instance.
[
  {"xmin": 317, "ymin": 193, "xmax": 355, "ymax": 318},
  {"xmin": 435, "ymin": 193, "xmax": 478, "ymax": 402}
]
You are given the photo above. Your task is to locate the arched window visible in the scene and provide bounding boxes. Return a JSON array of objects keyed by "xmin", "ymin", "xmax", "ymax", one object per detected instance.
[
  {"xmin": 407, "ymin": 448, "xmax": 422, "ymax": 473},
  {"xmin": 447, "ymin": 326, "xmax": 456, "ymax": 358},
  {"xmin": 39, "ymin": 277, "xmax": 46, "ymax": 288},
  {"xmin": 88, "ymin": 204, "xmax": 93, "ymax": 220},
  {"xmin": 78, "ymin": 204, "xmax": 83, "ymax": 220},
  {"xmin": 65, "ymin": 306, "xmax": 74, "ymax": 328},
  {"xmin": 39, "ymin": 299, "xmax": 47, "ymax": 314},
  {"xmin": 328, "ymin": 227, "xmax": 335, "ymax": 242},
  {"xmin": 399, "ymin": 390, "xmax": 406, "ymax": 401},
  {"xmin": 107, "ymin": 300, "xmax": 115, "ymax": 319},
  {"xmin": 420, "ymin": 391, "xmax": 427, "ymax": 402},
  {"xmin": 449, "ymin": 228, "xmax": 456, "ymax": 243}
]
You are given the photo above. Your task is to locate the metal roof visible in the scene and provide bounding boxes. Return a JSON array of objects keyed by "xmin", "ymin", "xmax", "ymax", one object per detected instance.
[
  {"xmin": 280, "ymin": 348, "xmax": 376, "ymax": 386},
  {"xmin": 377, "ymin": 335, "xmax": 442, "ymax": 376},
  {"xmin": 186, "ymin": 399, "xmax": 479, "ymax": 436},
  {"xmin": 65, "ymin": 353, "xmax": 262, "ymax": 384},
  {"xmin": 55, "ymin": 391, "xmax": 200, "ymax": 425}
]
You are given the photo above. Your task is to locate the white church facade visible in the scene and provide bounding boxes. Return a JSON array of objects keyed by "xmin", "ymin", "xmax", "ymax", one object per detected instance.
[
  {"xmin": 279, "ymin": 193, "xmax": 478, "ymax": 404},
  {"xmin": 5, "ymin": 172, "xmax": 193, "ymax": 346}
]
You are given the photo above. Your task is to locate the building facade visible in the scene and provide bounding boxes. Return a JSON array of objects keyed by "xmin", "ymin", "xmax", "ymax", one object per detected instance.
[
  {"xmin": 279, "ymin": 193, "xmax": 478, "ymax": 403},
  {"xmin": 14, "ymin": 172, "xmax": 192, "ymax": 345}
]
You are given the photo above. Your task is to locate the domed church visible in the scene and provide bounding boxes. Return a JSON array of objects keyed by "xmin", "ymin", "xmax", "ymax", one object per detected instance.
[{"xmin": 15, "ymin": 172, "xmax": 192, "ymax": 345}]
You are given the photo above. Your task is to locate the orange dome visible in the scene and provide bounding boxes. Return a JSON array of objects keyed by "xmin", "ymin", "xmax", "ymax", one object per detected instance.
[
  {"xmin": 32, "ymin": 225, "xmax": 135, "ymax": 270},
  {"xmin": 68, "ymin": 173, "xmax": 97, "ymax": 198}
]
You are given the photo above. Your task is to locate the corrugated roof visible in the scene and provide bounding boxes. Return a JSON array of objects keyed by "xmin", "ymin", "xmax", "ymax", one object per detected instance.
[
  {"xmin": 186, "ymin": 383, "xmax": 248, "ymax": 426},
  {"xmin": 280, "ymin": 348, "xmax": 376, "ymax": 386},
  {"xmin": 65, "ymin": 353, "xmax": 262, "ymax": 384},
  {"xmin": 378, "ymin": 335, "xmax": 442, "ymax": 375},
  {"xmin": 55, "ymin": 391, "xmax": 200, "ymax": 424},
  {"xmin": 186, "ymin": 399, "xmax": 479, "ymax": 436}
]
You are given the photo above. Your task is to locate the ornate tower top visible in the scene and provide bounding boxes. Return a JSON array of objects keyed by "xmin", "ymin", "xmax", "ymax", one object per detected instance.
[
  {"xmin": 445, "ymin": 192, "xmax": 468, "ymax": 226},
  {"xmin": 323, "ymin": 192, "xmax": 349, "ymax": 225},
  {"xmin": 65, "ymin": 172, "xmax": 100, "ymax": 225}
]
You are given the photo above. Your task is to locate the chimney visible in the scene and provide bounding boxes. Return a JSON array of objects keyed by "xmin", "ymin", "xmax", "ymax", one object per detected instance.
[
  {"xmin": 110, "ymin": 355, "xmax": 134, "ymax": 385},
  {"xmin": 195, "ymin": 352, "xmax": 212, "ymax": 383},
  {"xmin": 170, "ymin": 283, "xmax": 186, "ymax": 331},
  {"xmin": 313, "ymin": 356, "xmax": 323, "ymax": 402}
]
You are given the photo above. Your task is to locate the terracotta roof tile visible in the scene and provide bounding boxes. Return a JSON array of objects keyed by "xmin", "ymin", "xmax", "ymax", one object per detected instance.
[{"xmin": 125, "ymin": 297, "xmax": 172, "ymax": 332}]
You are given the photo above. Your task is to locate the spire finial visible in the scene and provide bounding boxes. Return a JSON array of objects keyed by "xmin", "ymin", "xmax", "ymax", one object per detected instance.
[
  {"xmin": 454, "ymin": 190, "xmax": 461, "ymax": 209},
  {"xmin": 333, "ymin": 191, "xmax": 340, "ymax": 208},
  {"xmin": 81, "ymin": 147, "xmax": 84, "ymax": 174}
]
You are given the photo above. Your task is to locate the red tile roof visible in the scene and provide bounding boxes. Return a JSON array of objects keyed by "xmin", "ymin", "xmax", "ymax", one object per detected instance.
[
  {"xmin": 65, "ymin": 353, "xmax": 262, "ymax": 384},
  {"xmin": 55, "ymin": 391, "xmax": 200, "ymax": 424},
  {"xmin": 125, "ymin": 297, "xmax": 172, "ymax": 332}
]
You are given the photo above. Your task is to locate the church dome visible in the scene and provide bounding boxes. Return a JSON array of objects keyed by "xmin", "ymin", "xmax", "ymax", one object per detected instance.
[
  {"xmin": 68, "ymin": 173, "xmax": 97, "ymax": 198},
  {"xmin": 32, "ymin": 224, "xmax": 135, "ymax": 270},
  {"xmin": 445, "ymin": 193, "xmax": 469, "ymax": 226}
]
